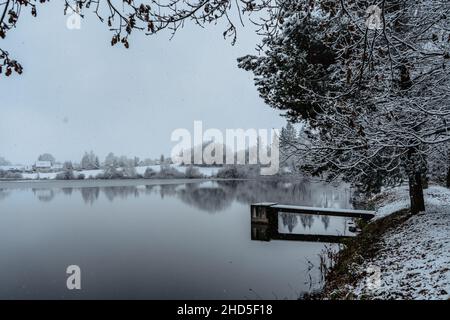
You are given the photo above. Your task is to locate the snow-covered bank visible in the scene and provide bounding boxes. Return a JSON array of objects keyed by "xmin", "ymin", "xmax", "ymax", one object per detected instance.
[
  {"xmin": 324, "ymin": 185, "xmax": 450, "ymax": 300},
  {"xmin": 371, "ymin": 185, "xmax": 450, "ymax": 220},
  {"xmin": 17, "ymin": 165, "xmax": 221, "ymax": 180}
]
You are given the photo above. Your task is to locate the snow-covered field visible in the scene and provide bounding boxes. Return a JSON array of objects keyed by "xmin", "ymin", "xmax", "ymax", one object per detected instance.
[
  {"xmin": 134, "ymin": 165, "xmax": 220, "ymax": 177},
  {"xmin": 344, "ymin": 185, "xmax": 450, "ymax": 299},
  {"xmin": 19, "ymin": 165, "xmax": 221, "ymax": 180}
]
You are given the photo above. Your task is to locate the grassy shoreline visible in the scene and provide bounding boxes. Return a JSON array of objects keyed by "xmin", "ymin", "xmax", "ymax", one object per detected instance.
[
  {"xmin": 315, "ymin": 208, "xmax": 412, "ymax": 299},
  {"xmin": 312, "ymin": 184, "xmax": 450, "ymax": 300}
]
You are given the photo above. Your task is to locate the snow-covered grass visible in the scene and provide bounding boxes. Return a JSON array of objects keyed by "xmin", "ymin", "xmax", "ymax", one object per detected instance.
[
  {"xmin": 22, "ymin": 172, "xmax": 58, "ymax": 180},
  {"xmin": 134, "ymin": 165, "xmax": 220, "ymax": 177},
  {"xmin": 372, "ymin": 185, "xmax": 450, "ymax": 220},
  {"xmin": 74, "ymin": 169, "xmax": 100, "ymax": 178},
  {"xmin": 18, "ymin": 165, "xmax": 221, "ymax": 180},
  {"xmin": 326, "ymin": 185, "xmax": 450, "ymax": 300},
  {"xmin": 369, "ymin": 185, "xmax": 411, "ymax": 220}
]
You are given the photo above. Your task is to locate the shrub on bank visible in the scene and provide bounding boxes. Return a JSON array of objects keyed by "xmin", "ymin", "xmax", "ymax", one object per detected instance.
[
  {"xmin": 122, "ymin": 166, "xmax": 141, "ymax": 179},
  {"xmin": 144, "ymin": 167, "xmax": 157, "ymax": 178},
  {"xmin": 96, "ymin": 167, "xmax": 124, "ymax": 179},
  {"xmin": 55, "ymin": 169, "xmax": 75, "ymax": 180},
  {"xmin": 0, "ymin": 170, "xmax": 23, "ymax": 180},
  {"xmin": 215, "ymin": 165, "xmax": 260, "ymax": 179},
  {"xmin": 45, "ymin": 165, "xmax": 209, "ymax": 181},
  {"xmin": 156, "ymin": 165, "xmax": 185, "ymax": 179},
  {"xmin": 184, "ymin": 165, "xmax": 203, "ymax": 179}
]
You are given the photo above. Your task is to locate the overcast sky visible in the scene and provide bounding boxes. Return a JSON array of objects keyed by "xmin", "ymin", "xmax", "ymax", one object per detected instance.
[{"xmin": 0, "ymin": 2, "xmax": 286, "ymax": 165}]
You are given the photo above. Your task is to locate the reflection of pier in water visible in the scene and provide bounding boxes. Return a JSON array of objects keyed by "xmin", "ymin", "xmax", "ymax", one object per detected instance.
[{"xmin": 250, "ymin": 203, "xmax": 375, "ymax": 244}]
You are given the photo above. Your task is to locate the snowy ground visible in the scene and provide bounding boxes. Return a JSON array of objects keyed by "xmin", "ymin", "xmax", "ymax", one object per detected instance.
[
  {"xmin": 19, "ymin": 165, "xmax": 221, "ymax": 180},
  {"xmin": 344, "ymin": 185, "xmax": 450, "ymax": 299}
]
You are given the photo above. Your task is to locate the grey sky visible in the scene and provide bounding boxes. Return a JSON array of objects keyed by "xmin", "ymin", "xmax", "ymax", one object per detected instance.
[{"xmin": 0, "ymin": 2, "xmax": 286, "ymax": 165}]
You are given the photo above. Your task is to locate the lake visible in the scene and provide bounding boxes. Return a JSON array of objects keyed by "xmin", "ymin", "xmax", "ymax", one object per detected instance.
[{"xmin": 0, "ymin": 178, "xmax": 353, "ymax": 299}]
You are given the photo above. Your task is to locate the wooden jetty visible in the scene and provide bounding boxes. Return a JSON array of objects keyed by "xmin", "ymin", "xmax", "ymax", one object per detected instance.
[
  {"xmin": 251, "ymin": 203, "xmax": 375, "ymax": 221},
  {"xmin": 250, "ymin": 203, "xmax": 375, "ymax": 243}
]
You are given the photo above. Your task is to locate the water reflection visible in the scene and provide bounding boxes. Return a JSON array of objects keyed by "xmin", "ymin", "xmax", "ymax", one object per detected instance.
[
  {"xmin": 0, "ymin": 189, "xmax": 9, "ymax": 201},
  {"xmin": 0, "ymin": 179, "xmax": 353, "ymax": 299},
  {"xmin": 32, "ymin": 189, "xmax": 55, "ymax": 202},
  {"xmin": 158, "ymin": 184, "xmax": 179, "ymax": 198},
  {"xmin": 12, "ymin": 179, "xmax": 352, "ymax": 212},
  {"xmin": 81, "ymin": 187, "xmax": 100, "ymax": 205},
  {"xmin": 103, "ymin": 186, "xmax": 139, "ymax": 202},
  {"xmin": 251, "ymin": 204, "xmax": 356, "ymax": 243},
  {"xmin": 62, "ymin": 187, "xmax": 73, "ymax": 196},
  {"xmin": 178, "ymin": 186, "xmax": 234, "ymax": 212},
  {"xmin": 280, "ymin": 212, "xmax": 355, "ymax": 238},
  {"xmin": 280, "ymin": 212, "xmax": 332, "ymax": 233}
]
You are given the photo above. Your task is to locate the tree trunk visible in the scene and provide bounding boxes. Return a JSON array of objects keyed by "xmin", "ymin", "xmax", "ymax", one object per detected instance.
[
  {"xmin": 446, "ymin": 166, "xmax": 450, "ymax": 188},
  {"xmin": 422, "ymin": 174, "xmax": 429, "ymax": 189},
  {"xmin": 409, "ymin": 172, "xmax": 425, "ymax": 214}
]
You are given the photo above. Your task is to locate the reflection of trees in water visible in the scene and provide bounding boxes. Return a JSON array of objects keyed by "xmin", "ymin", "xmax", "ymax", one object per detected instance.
[
  {"xmin": 159, "ymin": 184, "xmax": 179, "ymax": 199},
  {"xmin": 280, "ymin": 212, "xmax": 299, "ymax": 232},
  {"xmin": 177, "ymin": 184, "xmax": 234, "ymax": 213},
  {"xmin": 17, "ymin": 179, "xmax": 352, "ymax": 213},
  {"xmin": 299, "ymin": 214, "xmax": 314, "ymax": 229},
  {"xmin": 32, "ymin": 188, "xmax": 55, "ymax": 202},
  {"xmin": 279, "ymin": 213, "xmax": 333, "ymax": 233},
  {"xmin": 218, "ymin": 180, "xmax": 301, "ymax": 204},
  {"xmin": 102, "ymin": 186, "xmax": 138, "ymax": 202},
  {"xmin": 321, "ymin": 216, "xmax": 330, "ymax": 230},
  {"xmin": 216, "ymin": 180, "xmax": 351, "ymax": 209},
  {"xmin": 0, "ymin": 188, "xmax": 10, "ymax": 201},
  {"xmin": 80, "ymin": 187, "xmax": 100, "ymax": 205},
  {"xmin": 62, "ymin": 188, "xmax": 73, "ymax": 196}
]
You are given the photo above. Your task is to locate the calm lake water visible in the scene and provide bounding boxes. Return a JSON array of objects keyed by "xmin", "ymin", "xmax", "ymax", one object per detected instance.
[{"xmin": 0, "ymin": 179, "xmax": 353, "ymax": 299}]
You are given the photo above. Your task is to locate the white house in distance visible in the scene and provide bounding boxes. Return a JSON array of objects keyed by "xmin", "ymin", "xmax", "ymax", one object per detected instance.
[
  {"xmin": 1, "ymin": 162, "xmax": 64, "ymax": 173},
  {"xmin": 34, "ymin": 161, "xmax": 52, "ymax": 172},
  {"xmin": 52, "ymin": 163, "xmax": 64, "ymax": 170},
  {"xmin": 0, "ymin": 165, "xmax": 32, "ymax": 172}
]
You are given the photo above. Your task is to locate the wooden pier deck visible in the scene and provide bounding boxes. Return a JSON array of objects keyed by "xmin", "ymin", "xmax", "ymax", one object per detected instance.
[
  {"xmin": 251, "ymin": 203, "xmax": 375, "ymax": 221},
  {"xmin": 250, "ymin": 203, "xmax": 375, "ymax": 243}
]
